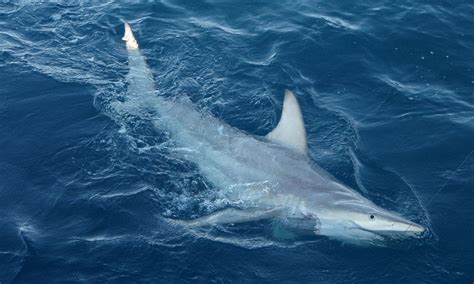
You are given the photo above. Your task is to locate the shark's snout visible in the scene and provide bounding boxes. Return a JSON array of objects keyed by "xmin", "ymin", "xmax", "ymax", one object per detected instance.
[
  {"xmin": 372, "ymin": 214, "xmax": 426, "ymax": 235},
  {"xmin": 382, "ymin": 211, "xmax": 426, "ymax": 234},
  {"xmin": 400, "ymin": 221, "xmax": 425, "ymax": 234}
]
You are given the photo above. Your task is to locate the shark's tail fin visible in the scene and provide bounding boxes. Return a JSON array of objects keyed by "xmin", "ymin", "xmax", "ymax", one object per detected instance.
[
  {"xmin": 122, "ymin": 22, "xmax": 155, "ymax": 99},
  {"xmin": 122, "ymin": 22, "xmax": 139, "ymax": 49}
]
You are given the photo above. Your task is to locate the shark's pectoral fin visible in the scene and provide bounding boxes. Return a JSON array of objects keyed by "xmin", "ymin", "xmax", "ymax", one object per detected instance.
[
  {"xmin": 266, "ymin": 90, "xmax": 308, "ymax": 155},
  {"xmin": 177, "ymin": 207, "xmax": 282, "ymax": 227}
]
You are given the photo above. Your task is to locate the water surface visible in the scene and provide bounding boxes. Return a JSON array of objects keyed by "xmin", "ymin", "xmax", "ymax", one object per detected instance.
[{"xmin": 1, "ymin": 1, "xmax": 473, "ymax": 282}]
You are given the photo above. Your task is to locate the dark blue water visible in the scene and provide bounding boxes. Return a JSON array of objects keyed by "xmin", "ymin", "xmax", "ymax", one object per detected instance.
[{"xmin": 1, "ymin": 1, "xmax": 473, "ymax": 282}]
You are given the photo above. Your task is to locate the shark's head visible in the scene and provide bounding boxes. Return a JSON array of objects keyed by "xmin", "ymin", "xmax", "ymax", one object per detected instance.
[
  {"xmin": 315, "ymin": 198, "xmax": 425, "ymax": 239},
  {"xmin": 340, "ymin": 203, "xmax": 424, "ymax": 233}
]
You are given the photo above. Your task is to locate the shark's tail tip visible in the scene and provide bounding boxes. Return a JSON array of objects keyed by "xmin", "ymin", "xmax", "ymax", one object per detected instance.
[{"xmin": 122, "ymin": 22, "xmax": 139, "ymax": 49}]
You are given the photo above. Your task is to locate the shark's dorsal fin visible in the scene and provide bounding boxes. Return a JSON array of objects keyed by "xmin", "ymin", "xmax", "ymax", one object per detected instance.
[{"xmin": 266, "ymin": 89, "xmax": 308, "ymax": 154}]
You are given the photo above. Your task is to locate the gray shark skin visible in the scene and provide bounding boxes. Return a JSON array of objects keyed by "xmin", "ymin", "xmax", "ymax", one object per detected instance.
[{"xmin": 121, "ymin": 23, "xmax": 425, "ymax": 244}]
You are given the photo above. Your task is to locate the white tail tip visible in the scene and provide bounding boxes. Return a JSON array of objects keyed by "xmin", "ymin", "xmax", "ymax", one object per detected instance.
[{"xmin": 122, "ymin": 22, "xmax": 138, "ymax": 49}]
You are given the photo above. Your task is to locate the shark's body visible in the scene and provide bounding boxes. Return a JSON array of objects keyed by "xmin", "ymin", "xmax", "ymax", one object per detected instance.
[{"xmin": 121, "ymin": 23, "xmax": 425, "ymax": 243}]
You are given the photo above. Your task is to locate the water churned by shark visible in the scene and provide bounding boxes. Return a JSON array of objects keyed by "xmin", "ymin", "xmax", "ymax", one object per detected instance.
[{"xmin": 119, "ymin": 22, "xmax": 427, "ymax": 246}]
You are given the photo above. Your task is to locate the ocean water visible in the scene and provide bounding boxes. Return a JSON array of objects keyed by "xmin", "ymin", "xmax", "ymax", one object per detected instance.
[{"xmin": 1, "ymin": 1, "xmax": 473, "ymax": 282}]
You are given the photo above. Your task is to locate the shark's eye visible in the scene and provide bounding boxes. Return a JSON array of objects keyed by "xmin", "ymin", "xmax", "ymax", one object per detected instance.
[{"xmin": 369, "ymin": 214, "xmax": 375, "ymax": 220}]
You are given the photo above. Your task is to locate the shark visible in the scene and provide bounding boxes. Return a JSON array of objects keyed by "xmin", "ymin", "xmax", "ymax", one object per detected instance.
[{"xmin": 121, "ymin": 22, "xmax": 425, "ymax": 243}]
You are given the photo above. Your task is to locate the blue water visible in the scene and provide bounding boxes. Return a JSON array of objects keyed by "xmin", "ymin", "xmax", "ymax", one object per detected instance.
[{"xmin": 1, "ymin": 1, "xmax": 473, "ymax": 282}]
